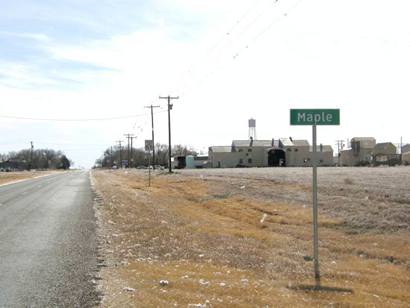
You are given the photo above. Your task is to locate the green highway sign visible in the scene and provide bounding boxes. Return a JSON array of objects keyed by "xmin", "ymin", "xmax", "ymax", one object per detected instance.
[
  {"xmin": 290, "ymin": 109, "xmax": 340, "ymax": 126},
  {"xmin": 289, "ymin": 108, "xmax": 340, "ymax": 286}
]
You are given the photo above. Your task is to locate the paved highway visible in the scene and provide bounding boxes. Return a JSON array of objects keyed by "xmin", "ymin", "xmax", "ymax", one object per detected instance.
[{"xmin": 0, "ymin": 171, "xmax": 99, "ymax": 307}]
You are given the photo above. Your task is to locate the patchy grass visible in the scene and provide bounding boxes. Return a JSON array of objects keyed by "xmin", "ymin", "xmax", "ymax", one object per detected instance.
[
  {"xmin": 93, "ymin": 169, "xmax": 410, "ymax": 307},
  {"xmin": 0, "ymin": 170, "xmax": 57, "ymax": 185},
  {"xmin": 344, "ymin": 178, "xmax": 355, "ymax": 185}
]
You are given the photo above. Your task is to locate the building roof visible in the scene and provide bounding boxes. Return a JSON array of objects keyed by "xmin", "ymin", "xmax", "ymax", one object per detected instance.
[
  {"xmin": 292, "ymin": 140, "xmax": 310, "ymax": 147},
  {"xmin": 279, "ymin": 138, "xmax": 309, "ymax": 147},
  {"xmin": 374, "ymin": 142, "xmax": 395, "ymax": 149},
  {"xmin": 279, "ymin": 138, "xmax": 293, "ymax": 147},
  {"xmin": 232, "ymin": 140, "xmax": 273, "ymax": 147},
  {"xmin": 351, "ymin": 137, "xmax": 376, "ymax": 149},
  {"xmin": 310, "ymin": 145, "xmax": 333, "ymax": 152},
  {"xmin": 232, "ymin": 140, "xmax": 251, "ymax": 147},
  {"xmin": 253, "ymin": 140, "xmax": 274, "ymax": 147},
  {"xmin": 351, "ymin": 137, "xmax": 376, "ymax": 142},
  {"xmin": 209, "ymin": 146, "xmax": 232, "ymax": 153},
  {"xmin": 373, "ymin": 142, "xmax": 396, "ymax": 154}
]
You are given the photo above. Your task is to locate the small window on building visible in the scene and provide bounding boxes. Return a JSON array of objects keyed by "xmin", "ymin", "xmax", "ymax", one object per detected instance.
[
  {"xmin": 239, "ymin": 158, "xmax": 243, "ymax": 164},
  {"xmin": 295, "ymin": 148, "xmax": 299, "ymax": 152},
  {"xmin": 319, "ymin": 159, "xmax": 324, "ymax": 163},
  {"xmin": 238, "ymin": 149, "xmax": 243, "ymax": 152},
  {"xmin": 287, "ymin": 148, "xmax": 292, "ymax": 152},
  {"xmin": 248, "ymin": 158, "xmax": 252, "ymax": 164},
  {"xmin": 248, "ymin": 148, "xmax": 252, "ymax": 152},
  {"xmin": 246, "ymin": 153, "xmax": 249, "ymax": 156}
]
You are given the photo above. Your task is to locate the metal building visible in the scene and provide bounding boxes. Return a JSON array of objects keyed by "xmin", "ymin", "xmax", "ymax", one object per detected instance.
[
  {"xmin": 208, "ymin": 137, "xmax": 334, "ymax": 168},
  {"xmin": 372, "ymin": 142, "xmax": 399, "ymax": 165},
  {"xmin": 340, "ymin": 137, "xmax": 376, "ymax": 166}
]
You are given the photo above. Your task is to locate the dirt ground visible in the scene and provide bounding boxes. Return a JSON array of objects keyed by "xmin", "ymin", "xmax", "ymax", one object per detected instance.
[
  {"xmin": 91, "ymin": 167, "xmax": 410, "ymax": 307},
  {"xmin": 0, "ymin": 170, "xmax": 58, "ymax": 185}
]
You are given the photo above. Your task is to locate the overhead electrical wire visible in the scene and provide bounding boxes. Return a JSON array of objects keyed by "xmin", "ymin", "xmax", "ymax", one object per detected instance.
[
  {"xmin": 2, "ymin": 1, "xmax": 303, "ymax": 129},
  {"xmin": 232, "ymin": 0, "xmax": 281, "ymax": 42},
  {"xmin": 173, "ymin": 0, "xmax": 274, "ymax": 97},
  {"xmin": 176, "ymin": 0, "xmax": 304, "ymax": 98},
  {"xmin": 175, "ymin": 0, "xmax": 286, "ymax": 97},
  {"xmin": 233, "ymin": 0, "xmax": 304, "ymax": 58},
  {"xmin": 206, "ymin": 0, "xmax": 268, "ymax": 55},
  {"xmin": 0, "ymin": 109, "xmax": 168, "ymax": 122}
]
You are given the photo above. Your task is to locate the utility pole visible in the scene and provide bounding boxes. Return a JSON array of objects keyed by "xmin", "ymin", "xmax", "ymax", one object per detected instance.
[
  {"xmin": 124, "ymin": 134, "xmax": 134, "ymax": 168},
  {"xmin": 335, "ymin": 140, "xmax": 344, "ymax": 166},
  {"xmin": 29, "ymin": 141, "xmax": 34, "ymax": 170},
  {"xmin": 159, "ymin": 95, "xmax": 179, "ymax": 173},
  {"xmin": 145, "ymin": 104, "xmax": 160, "ymax": 169},
  {"xmin": 110, "ymin": 146, "xmax": 113, "ymax": 168},
  {"xmin": 400, "ymin": 136, "xmax": 403, "ymax": 164},
  {"xmin": 116, "ymin": 140, "xmax": 123, "ymax": 168},
  {"xmin": 130, "ymin": 136, "xmax": 136, "ymax": 168}
]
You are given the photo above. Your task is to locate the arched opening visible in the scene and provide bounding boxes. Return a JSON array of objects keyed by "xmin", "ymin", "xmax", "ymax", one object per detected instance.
[
  {"xmin": 174, "ymin": 156, "xmax": 186, "ymax": 169},
  {"xmin": 268, "ymin": 149, "xmax": 286, "ymax": 167}
]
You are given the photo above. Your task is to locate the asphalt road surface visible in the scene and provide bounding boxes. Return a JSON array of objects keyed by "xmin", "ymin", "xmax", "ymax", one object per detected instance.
[{"xmin": 0, "ymin": 171, "xmax": 99, "ymax": 307}]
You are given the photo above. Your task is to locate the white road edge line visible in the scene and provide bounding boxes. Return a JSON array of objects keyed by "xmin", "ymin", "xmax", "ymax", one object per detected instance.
[{"xmin": 0, "ymin": 172, "xmax": 67, "ymax": 188}]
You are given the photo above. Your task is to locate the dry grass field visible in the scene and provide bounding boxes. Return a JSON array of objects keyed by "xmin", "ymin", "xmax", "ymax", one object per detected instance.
[
  {"xmin": 0, "ymin": 170, "xmax": 57, "ymax": 185},
  {"xmin": 92, "ymin": 167, "xmax": 410, "ymax": 307}
]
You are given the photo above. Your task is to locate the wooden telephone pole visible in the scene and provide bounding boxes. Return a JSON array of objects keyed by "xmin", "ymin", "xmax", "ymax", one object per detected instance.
[
  {"xmin": 159, "ymin": 95, "xmax": 179, "ymax": 173},
  {"xmin": 144, "ymin": 104, "xmax": 160, "ymax": 169}
]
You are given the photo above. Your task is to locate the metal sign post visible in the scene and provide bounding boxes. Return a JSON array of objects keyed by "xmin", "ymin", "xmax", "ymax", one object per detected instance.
[
  {"xmin": 148, "ymin": 153, "xmax": 151, "ymax": 187},
  {"xmin": 290, "ymin": 109, "xmax": 340, "ymax": 288},
  {"xmin": 312, "ymin": 124, "xmax": 320, "ymax": 287}
]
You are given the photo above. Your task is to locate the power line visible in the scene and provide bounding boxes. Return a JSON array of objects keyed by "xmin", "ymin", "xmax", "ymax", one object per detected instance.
[
  {"xmin": 206, "ymin": 0, "xmax": 269, "ymax": 56},
  {"xmin": 231, "ymin": 0, "xmax": 281, "ymax": 42},
  {"xmin": 176, "ymin": 0, "xmax": 303, "ymax": 98},
  {"xmin": 131, "ymin": 109, "xmax": 167, "ymax": 131},
  {"xmin": 233, "ymin": 0, "xmax": 304, "ymax": 59},
  {"xmin": 0, "ymin": 112, "xmax": 153, "ymax": 122},
  {"xmin": 173, "ymin": 0, "xmax": 276, "ymax": 97}
]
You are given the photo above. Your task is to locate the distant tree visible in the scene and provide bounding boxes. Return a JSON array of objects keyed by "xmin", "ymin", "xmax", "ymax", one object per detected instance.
[
  {"xmin": 0, "ymin": 148, "xmax": 72, "ymax": 170},
  {"xmin": 95, "ymin": 143, "xmax": 198, "ymax": 169},
  {"xmin": 59, "ymin": 155, "xmax": 70, "ymax": 170},
  {"xmin": 173, "ymin": 144, "xmax": 198, "ymax": 156},
  {"xmin": 155, "ymin": 143, "xmax": 169, "ymax": 167}
]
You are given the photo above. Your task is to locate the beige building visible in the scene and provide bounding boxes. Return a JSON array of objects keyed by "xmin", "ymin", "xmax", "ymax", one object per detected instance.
[
  {"xmin": 208, "ymin": 140, "xmax": 276, "ymax": 168},
  {"xmin": 340, "ymin": 137, "xmax": 376, "ymax": 166},
  {"xmin": 281, "ymin": 139, "xmax": 309, "ymax": 167},
  {"xmin": 232, "ymin": 139, "xmax": 276, "ymax": 167},
  {"xmin": 208, "ymin": 146, "xmax": 239, "ymax": 168},
  {"xmin": 340, "ymin": 138, "xmax": 402, "ymax": 166},
  {"xmin": 402, "ymin": 144, "xmax": 410, "ymax": 154},
  {"xmin": 373, "ymin": 142, "xmax": 398, "ymax": 164},
  {"xmin": 373, "ymin": 142, "xmax": 396, "ymax": 156},
  {"xmin": 279, "ymin": 138, "xmax": 334, "ymax": 167},
  {"xmin": 209, "ymin": 138, "xmax": 333, "ymax": 168},
  {"xmin": 402, "ymin": 151, "xmax": 410, "ymax": 165},
  {"xmin": 310, "ymin": 145, "xmax": 334, "ymax": 166}
]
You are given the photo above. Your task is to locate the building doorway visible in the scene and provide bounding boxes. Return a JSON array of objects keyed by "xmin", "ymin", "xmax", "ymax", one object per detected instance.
[
  {"xmin": 268, "ymin": 149, "xmax": 286, "ymax": 167},
  {"xmin": 174, "ymin": 156, "xmax": 186, "ymax": 169}
]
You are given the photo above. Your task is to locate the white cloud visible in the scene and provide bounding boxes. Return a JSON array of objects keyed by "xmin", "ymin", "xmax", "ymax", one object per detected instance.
[
  {"xmin": 1, "ymin": 0, "xmax": 410, "ymax": 167},
  {"xmin": 0, "ymin": 31, "xmax": 51, "ymax": 42}
]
